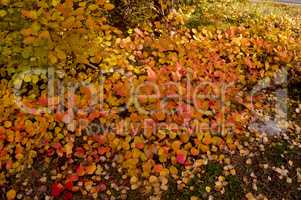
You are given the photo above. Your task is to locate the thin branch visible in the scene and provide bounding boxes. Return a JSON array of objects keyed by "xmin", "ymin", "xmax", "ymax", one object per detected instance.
[{"xmin": 86, "ymin": 63, "xmax": 98, "ymax": 69}]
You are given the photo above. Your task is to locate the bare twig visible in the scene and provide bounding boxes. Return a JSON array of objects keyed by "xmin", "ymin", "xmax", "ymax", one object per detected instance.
[{"xmin": 86, "ymin": 63, "xmax": 98, "ymax": 69}]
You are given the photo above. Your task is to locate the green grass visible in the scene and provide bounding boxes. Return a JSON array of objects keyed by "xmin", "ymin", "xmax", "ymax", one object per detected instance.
[{"xmin": 225, "ymin": 175, "xmax": 244, "ymax": 200}]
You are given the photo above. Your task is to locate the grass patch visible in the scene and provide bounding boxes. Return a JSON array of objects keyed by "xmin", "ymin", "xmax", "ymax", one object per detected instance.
[
  {"xmin": 264, "ymin": 141, "xmax": 300, "ymax": 167},
  {"xmin": 163, "ymin": 162, "xmax": 223, "ymax": 199},
  {"xmin": 206, "ymin": 162, "xmax": 223, "ymax": 179},
  {"xmin": 225, "ymin": 175, "xmax": 244, "ymax": 200}
]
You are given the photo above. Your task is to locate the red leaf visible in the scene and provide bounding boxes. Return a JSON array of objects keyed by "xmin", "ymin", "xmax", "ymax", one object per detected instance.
[
  {"xmin": 74, "ymin": 147, "xmax": 85, "ymax": 158},
  {"xmin": 98, "ymin": 183, "xmax": 107, "ymax": 192},
  {"xmin": 63, "ymin": 192, "xmax": 73, "ymax": 200},
  {"xmin": 38, "ymin": 96, "xmax": 48, "ymax": 106},
  {"xmin": 47, "ymin": 149, "xmax": 54, "ymax": 157},
  {"xmin": 135, "ymin": 142, "xmax": 144, "ymax": 150},
  {"xmin": 68, "ymin": 175, "xmax": 79, "ymax": 182},
  {"xmin": 94, "ymin": 135, "xmax": 105, "ymax": 145},
  {"xmin": 55, "ymin": 112, "xmax": 64, "ymax": 122},
  {"xmin": 98, "ymin": 146, "xmax": 110, "ymax": 155},
  {"xmin": 88, "ymin": 111, "xmax": 101, "ymax": 121},
  {"xmin": 176, "ymin": 154, "xmax": 186, "ymax": 165},
  {"xmin": 51, "ymin": 183, "xmax": 64, "ymax": 197},
  {"xmin": 53, "ymin": 143, "xmax": 63, "ymax": 150},
  {"xmin": 65, "ymin": 181, "xmax": 73, "ymax": 191}
]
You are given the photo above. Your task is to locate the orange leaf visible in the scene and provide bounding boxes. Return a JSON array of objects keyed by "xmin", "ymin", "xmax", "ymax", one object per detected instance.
[
  {"xmin": 20, "ymin": 28, "xmax": 33, "ymax": 36},
  {"xmin": 6, "ymin": 189, "xmax": 16, "ymax": 200},
  {"xmin": 21, "ymin": 10, "xmax": 37, "ymax": 19},
  {"xmin": 154, "ymin": 111, "xmax": 166, "ymax": 121},
  {"xmin": 154, "ymin": 164, "xmax": 163, "ymax": 173},
  {"xmin": 191, "ymin": 147, "xmax": 199, "ymax": 156},
  {"xmin": 86, "ymin": 164, "xmax": 96, "ymax": 175},
  {"xmin": 203, "ymin": 135, "xmax": 212, "ymax": 145},
  {"xmin": 23, "ymin": 36, "xmax": 35, "ymax": 44},
  {"xmin": 147, "ymin": 67, "xmax": 157, "ymax": 81}
]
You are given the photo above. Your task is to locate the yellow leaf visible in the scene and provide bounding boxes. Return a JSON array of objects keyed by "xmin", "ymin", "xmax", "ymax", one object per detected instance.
[
  {"xmin": 4, "ymin": 121, "xmax": 12, "ymax": 128},
  {"xmin": 0, "ymin": 10, "xmax": 7, "ymax": 17},
  {"xmin": 212, "ymin": 136, "xmax": 222, "ymax": 145},
  {"xmin": 180, "ymin": 132, "xmax": 190, "ymax": 143},
  {"xmin": 52, "ymin": 0, "xmax": 60, "ymax": 6},
  {"xmin": 149, "ymin": 175, "xmax": 158, "ymax": 184},
  {"xmin": 104, "ymin": 3, "xmax": 115, "ymax": 10},
  {"xmin": 169, "ymin": 166, "xmax": 178, "ymax": 175},
  {"xmin": 122, "ymin": 140, "xmax": 130, "ymax": 150},
  {"xmin": 31, "ymin": 75, "xmax": 39, "ymax": 84},
  {"xmin": 157, "ymin": 130, "xmax": 166, "ymax": 140},
  {"xmin": 159, "ymin": 168, "xmax": 169, "ymax": 176},
  {"xmin": 7, "ymin": 130, "xmax": 14, "ymax": 142},
  {"xmin": 169, "ymin": 131, "xmax": 177, "ymax": 139},
  {"xmin": 130, "ymin": 176, "xmax": 138, "ymax": 184},
  {"xmin": 64, "ymin": 143, "xmax": 73, "ymax": 156},
  {"xmin": 55, "ymin": 48, "xmax": 66, "ymax": 60},
  {"xmin": 88, "ymin": 4, "xmax": 99, "ymax": 11},
  {"xmin": 226, "ymin": 136, "xmax": 233, "ymax": 144},
  {"xmin": 199, "ymin": 144, "xmax": 209, "ymax": 153},
  {"xmin": 48, "ymin": 53, "xmax": 58, "ymax": 64},
  {"xmin": 132, "ymin": 148, "xmax": 141, "ymax": 159},
  {"xmin": 205, "ymin": 186, "xmax": 211, "ymax": 193},
  {"xmin": 23, "ymin": 74, "xmax": 31, "ymax": 82},
  {"xmin": 195, "ymin": 159, "xmax": 205, "ymax": 167},
  {"xmin": 171, "ymin": 141, "xmax": 181, "ymax": 151}
]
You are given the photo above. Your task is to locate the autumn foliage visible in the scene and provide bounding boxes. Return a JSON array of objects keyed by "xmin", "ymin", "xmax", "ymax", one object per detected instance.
[{"xmin": 0, "ymin": 0, "xmax": 301, "ymax": 199}]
